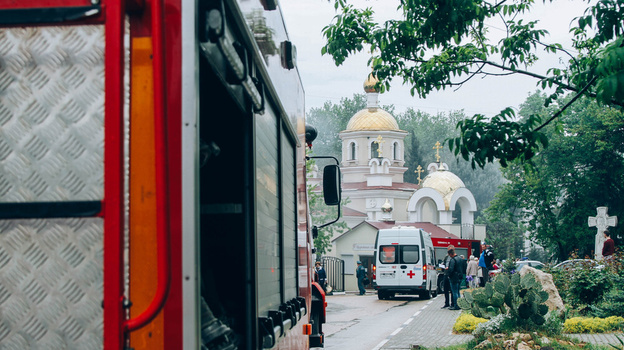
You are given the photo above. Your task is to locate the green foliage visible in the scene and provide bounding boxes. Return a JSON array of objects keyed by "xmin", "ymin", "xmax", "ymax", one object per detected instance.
[
  {"xmin": 566, "ymin": 267, "xmax": 613, "ymax": 306},
  {"xmin": 306, "ymin": 154, "xmax": 349, "ymax": 255},
  {"xmin": 396, "ymin": 109, "xmax": 504, "ymax": 216},
  {"xmin": 323, "ymin": 0, "xmax": 624, "ymax": 167},
  {"xmin": 459, "ymin": 273, "xmax": 551, "ymax": 331},
  {"xmin": 551, "ymin": 252, "xmax": 624, "ymax": 319},
  {"xmin": 452, "ymin": 313, "xmax": 488, "ymax": 334},
  {"xmin": 563, "ymin": 316, "xmax": 624, "ymax": 333},
  {"xmin": 589, "ymin": 280, "xmax": 624, "ymax": 319},
  {"xmin": 483, "ymin": 93, "xmax": 624, "ymax": 260},
  {"xmin": 306, "ymin": 94, "xmax": 368, "ymax": 159}
]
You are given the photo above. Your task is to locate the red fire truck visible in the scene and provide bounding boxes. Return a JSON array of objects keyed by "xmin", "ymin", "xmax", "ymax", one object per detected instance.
[{"xmin": 0, "ymin": 0, "xmax": 336, "ymax": 349}]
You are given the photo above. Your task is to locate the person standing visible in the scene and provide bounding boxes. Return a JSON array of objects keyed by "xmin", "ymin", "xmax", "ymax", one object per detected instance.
[
  {"xmin": 356, "ymin": 261, "xmax": 366, "ymax": 295},
  {"xmin": 484, "ymin": 245, "xmax": 495, "ymax": 275},
  {"xmin": 447, "ymin": 248, "xmax": 461, "ymax": 310},
  {"xmin": 603, "ymin": 230, "xmax": 615, "ymax": 258},
  {"xmin": 478, "ymin": 244, "xmax": 495, "ymax": 286},
  {"xmin": 466, "ymin": 255, "xmax": 479, "ymax": 289},
  {"xmin": 316, "ymin": 261, "xmax": 327, "ymax": 292},
  {"xmin": 478, "ymin": 244, "xmax": 487, "ymax": 287},
  {"xmin": 459, "ymin": 255, "xmax": 468, "ymax": 289},
  {"xmin": 440, "ymin": 245, "xmax": 454, "ymax": 308}
]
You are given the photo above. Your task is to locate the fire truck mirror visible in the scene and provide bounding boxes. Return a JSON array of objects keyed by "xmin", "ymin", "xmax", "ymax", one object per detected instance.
[{"xmin": 323, "ymin": 164, "xmax": 341, "ymax": 206}]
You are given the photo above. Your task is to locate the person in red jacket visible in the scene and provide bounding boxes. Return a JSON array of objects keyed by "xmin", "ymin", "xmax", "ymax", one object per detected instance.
[{"xmin": 603, "ymin": 230, "xmax": 615, "ymax": 258}]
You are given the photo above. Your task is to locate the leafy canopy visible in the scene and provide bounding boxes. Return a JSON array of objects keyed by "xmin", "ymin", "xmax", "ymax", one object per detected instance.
[
  {"xmin": 322, "ymin": 0, "xmax": 624, "ymax": 167},
  {"xmin": 484, "ymin": 92, "xmax": 624, "ymax": 261}
]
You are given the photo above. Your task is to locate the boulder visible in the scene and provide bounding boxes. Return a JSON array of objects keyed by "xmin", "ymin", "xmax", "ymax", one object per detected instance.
[{"xmin": 519, "ymin": 266, "xmax": 565, "ymax": 315}]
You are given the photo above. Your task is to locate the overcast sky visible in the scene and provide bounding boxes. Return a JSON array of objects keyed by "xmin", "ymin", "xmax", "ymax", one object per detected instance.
[{"xmin": 279, "ymin": 0, "xmax": 589, "ymax": 117}]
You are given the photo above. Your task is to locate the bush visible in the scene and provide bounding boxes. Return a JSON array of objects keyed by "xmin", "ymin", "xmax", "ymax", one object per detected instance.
[
  {"xmin": 453, "ymin": 313, "xmax": 488, "ymax": 333},
  {"xmin": 541, "ymin": 311, "xmax": 564, "ymax": 336},
  {"xmin": 565, "ymin": 267, "xmax": 613, "ymax": 306},
  {"xmin": 563, "ymin": 316, "xmax": 624, "ymax": 333},
  {"xmin": 472, "ymin": 313, "xmax": 515, "ymax": 338},
  {"xmin": 589, "ymin": 283, "xmax": 624, "ymax": 318},
  {"xmin": 549, "ymin": 252, "xmax": 623, "ymax": 311}
]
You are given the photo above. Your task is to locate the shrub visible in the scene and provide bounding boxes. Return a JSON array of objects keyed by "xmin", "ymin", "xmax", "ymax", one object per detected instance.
[
  {"xmin": 565, "ymin": 267, "xmax": 612, "ymax": 306},
  {"xmin": 541, "ymin": 311, "xmax": 564, "ymax": 336},
  {"xmin": 563, "ymin": 316, "xmax": 624, "ymax": 333},
  {"xmin": 472, "ymin": 313, "xmax": 515, "ymax": 338},
  {"xmin": 589, "ymin": 279, "xmax": 624, "ymax": 318},
  {"xmin": 453, "ymin": 313, "xmax": 488, "ymax": 333}
]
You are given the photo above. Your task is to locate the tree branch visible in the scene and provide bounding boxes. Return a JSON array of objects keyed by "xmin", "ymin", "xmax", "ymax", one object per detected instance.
[{"xmin": 533, "ymin": 76, "xmax": 597, "ymax": 132}]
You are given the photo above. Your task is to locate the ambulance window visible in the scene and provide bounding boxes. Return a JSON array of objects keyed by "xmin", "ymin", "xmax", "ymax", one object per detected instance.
[
  {"xmin": 401, "ymin": 245, "xmax": 420, "ymax": 264},
  {"xmin": 379, "ymin": 246, "xmax": 396, "ymax": 264}
]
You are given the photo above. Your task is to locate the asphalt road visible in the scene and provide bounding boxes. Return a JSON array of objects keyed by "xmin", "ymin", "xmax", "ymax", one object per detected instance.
[{"xmin": 321, "ymin": 293, "xmax": 434, "ymax": 350}]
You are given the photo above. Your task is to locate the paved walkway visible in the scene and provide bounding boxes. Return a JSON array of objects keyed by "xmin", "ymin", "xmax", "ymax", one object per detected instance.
[
  {"xmin": 379, "ymin": 295, "xmax": 471, "ymax": 349},
  {"xmin": 375, "ymin": 292, "xmax": 624, "ymax": 349},
  {"xmin": 569, "ymin": 333, "xmax": 624, "ymax": 346}
]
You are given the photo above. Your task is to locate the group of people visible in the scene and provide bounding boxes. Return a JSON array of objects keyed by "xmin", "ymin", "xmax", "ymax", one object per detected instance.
[{"xmin": 441, "ymin": 243, "xmax": 496, "ymax": 310}]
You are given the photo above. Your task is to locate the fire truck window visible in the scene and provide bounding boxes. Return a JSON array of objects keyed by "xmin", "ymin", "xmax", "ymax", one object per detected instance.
[
  {"xmin": 401, "ymin": 245, "xmax": 420, "ymax": 264},
  {"xmin": 380, "ymin": 246, "xmax": 396, "ymax": 264}
]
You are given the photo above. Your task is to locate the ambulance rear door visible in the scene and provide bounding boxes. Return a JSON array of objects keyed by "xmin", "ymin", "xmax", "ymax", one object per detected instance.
[{"xmin": 397, "ymin": 229, "xmax": 423, "ymax": 287}]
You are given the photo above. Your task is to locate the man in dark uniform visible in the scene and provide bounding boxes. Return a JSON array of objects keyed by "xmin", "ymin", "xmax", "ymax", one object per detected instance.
[
  {"xmin": 316, "ymin": 261, "xmax": 327, "ymax": 292},
  {"xmin": 440, "ymin": 245, "xmax": 454, "ymax": 308}
]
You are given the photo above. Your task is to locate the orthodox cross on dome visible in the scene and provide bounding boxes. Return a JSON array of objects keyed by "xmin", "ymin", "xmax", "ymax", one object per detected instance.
[
  {"xmin": 588, "ymin": 206, "xmax": 618, "ymax": 259},
  {"xmin": 374, "ymin": 135, "xmax": 385, "ymax": 157},
  {"xmin": 433, "ymin": 141, "xmax": 443, "ymax": 163},
  {"xmin": 415, "ymin": 165, "xmax": 424, "ymax": 185}
]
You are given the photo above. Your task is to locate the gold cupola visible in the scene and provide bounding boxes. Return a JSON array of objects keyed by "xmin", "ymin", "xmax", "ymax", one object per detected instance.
[{"xmin": 344, "ymin": 72, "xmax": 401, "ymax": 132}]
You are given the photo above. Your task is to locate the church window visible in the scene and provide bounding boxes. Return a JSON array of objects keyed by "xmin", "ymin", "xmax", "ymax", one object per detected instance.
[
  {"xmin": 350, "ymin": 142, "xmax": 356, "ymax": 160},
  {"xmin": 370, "ymin": 142, "xmax": 379, "ymax": 159},
  {"xmin": 393, "ymin": 142, "xmax": 399, "ymax": 160}
]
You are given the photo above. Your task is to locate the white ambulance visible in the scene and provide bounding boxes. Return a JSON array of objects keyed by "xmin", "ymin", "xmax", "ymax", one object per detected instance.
[{"xmin": 373, "ymin": 227, "xmax": 438, "ymax": 300}]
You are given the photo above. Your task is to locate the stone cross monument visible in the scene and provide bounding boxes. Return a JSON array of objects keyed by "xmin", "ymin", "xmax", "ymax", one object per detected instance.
[{"xmin": 588, "ymin": 206, "xmax": 618, "ymax": 259}]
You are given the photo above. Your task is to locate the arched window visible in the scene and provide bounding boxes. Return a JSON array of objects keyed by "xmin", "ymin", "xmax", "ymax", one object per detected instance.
[
  {"xmin": 393, "ymin": 142, "xmax": 399, "ymax": 160},
  {"xmin": 350, "ymin": 142, "xmax": 356, "ymax": 160},
  {"xmin": 370, "ymin": 142, "xmax": 379, "ymax": 159}
]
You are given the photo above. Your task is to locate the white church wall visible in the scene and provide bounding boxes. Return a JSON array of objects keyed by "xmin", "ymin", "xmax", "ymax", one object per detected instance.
[
  {"xmin": 475, "ymin": 224, "xmax": 486, "ymax": 241},
  {"xmin": 421, "ymin": 199, "xmax": 439, "ymax": 223}
]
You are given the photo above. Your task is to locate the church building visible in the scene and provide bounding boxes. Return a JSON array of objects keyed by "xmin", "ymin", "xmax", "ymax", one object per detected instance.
[{"xmin": 318, "ymin": 73, "xmax": 486, "ymax": 292}]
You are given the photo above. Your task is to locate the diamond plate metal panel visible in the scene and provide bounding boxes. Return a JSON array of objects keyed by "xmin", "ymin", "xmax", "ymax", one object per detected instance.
[
  {"xmin": 0, "ymin": 218, "xmax": 103, "ymax": 350},
  {"xmin": 0, "ymin": 25, "xmax": 104, "ymax": 202}
]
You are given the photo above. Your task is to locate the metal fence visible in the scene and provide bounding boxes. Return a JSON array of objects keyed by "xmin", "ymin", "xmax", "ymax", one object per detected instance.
[{"xmin": 321, "ymin": 256, "xmax": 344, "ymax": 292}]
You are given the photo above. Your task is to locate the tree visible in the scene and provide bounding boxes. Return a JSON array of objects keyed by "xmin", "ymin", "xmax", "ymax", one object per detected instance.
[
  {"xmin": 397, "ymin": 108, "xmax": 504, "ymax": 216},
  {"xmin": 485, "ymin": 92, "xmax": 624, "ymax": 261},
  {"xmin": 306, "ymin": 155, "xmax": 349, "ymax": 255},
  {"xmin": 322, "ymin": 0, "xmax": 624, "ymax": 168}
]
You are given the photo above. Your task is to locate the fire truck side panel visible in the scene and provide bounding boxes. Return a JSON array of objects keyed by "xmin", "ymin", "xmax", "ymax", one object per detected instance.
[
  {"xmin": 0, "ymin": 0, "xmax": 321, "ymax": 348},
  {"xmin": 180, "ymin": 0, "xmax": 201, "ymax": 348},
  {"xmin": 162, "ymin": 1, "xmax": 185, "ymax": 349},
  {"xmin": 0, "ymin": 22, "xmax": 107, "ymax": 349},
  {"xmin": 128, "ymin": 36, "xmax": 165, "ymax": 349}
]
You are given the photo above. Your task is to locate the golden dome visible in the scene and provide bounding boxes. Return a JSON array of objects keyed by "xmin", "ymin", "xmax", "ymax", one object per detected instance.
[
  {"xmin": 421, "ymin": 169, "xmax": 465, "ymax": 210},
  {"xmin": 364, "ymin": 73, "xmax": 379, "ymax": 93},
  {"xmin": 345, "ymin": 108, "xmax": 400, "ymax": 131}
]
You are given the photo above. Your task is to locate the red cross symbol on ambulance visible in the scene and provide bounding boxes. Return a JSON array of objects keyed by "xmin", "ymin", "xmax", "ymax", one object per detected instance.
[{"xmin": 407, "ymin": 270, "xmax": 415, "ymax": 278}]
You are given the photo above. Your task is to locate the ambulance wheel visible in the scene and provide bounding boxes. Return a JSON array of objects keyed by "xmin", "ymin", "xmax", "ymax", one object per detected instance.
[
  {"xmin": 420, "ymin": 289, "xmax": 431, "ymax": 300},
  {"xmin": 437, "ymin": 279, "xmax": 445, "ymax": 294},
  {"xmin": 378, "ymin": 291, "xmax": 385, "ymax": 300}
]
